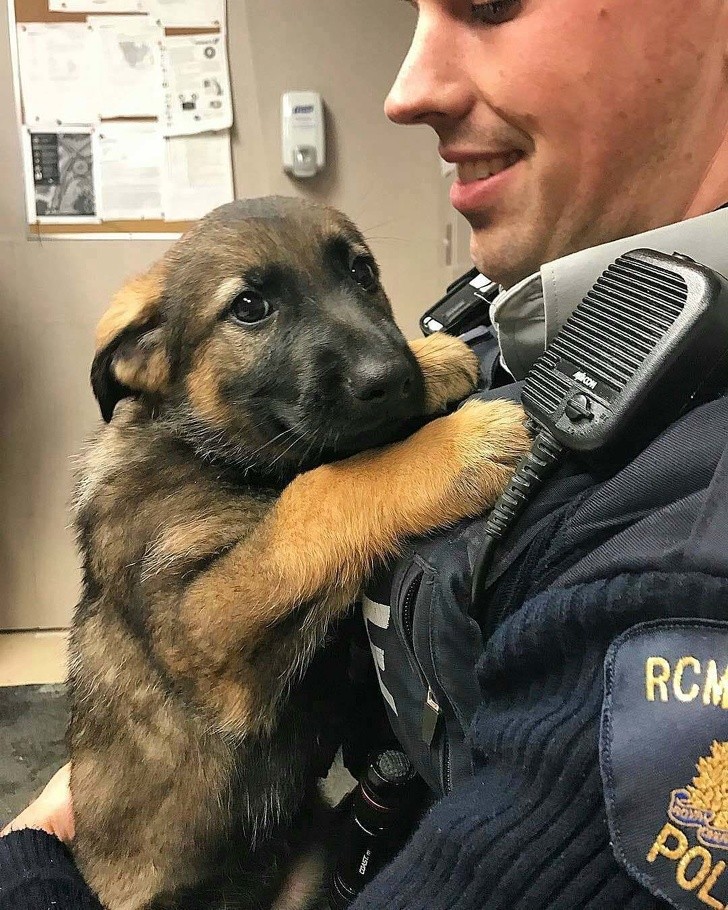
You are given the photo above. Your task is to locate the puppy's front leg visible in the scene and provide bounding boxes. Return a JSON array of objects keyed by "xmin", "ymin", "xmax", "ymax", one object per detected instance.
[{"xmin": 175, "ymin": 397, "xmax": 530, "ymax": 735}]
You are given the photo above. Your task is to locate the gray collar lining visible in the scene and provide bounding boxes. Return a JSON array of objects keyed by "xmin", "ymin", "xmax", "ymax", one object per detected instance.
[{"xmin": 490, "ymin": 209, "xmax": 728, "ymax": 380}]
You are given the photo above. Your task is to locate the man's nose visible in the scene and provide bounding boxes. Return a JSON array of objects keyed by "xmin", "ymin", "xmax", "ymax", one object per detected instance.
[{"xmin": 384, "ymin": 4, "xmax": 473, "ymax": 128}]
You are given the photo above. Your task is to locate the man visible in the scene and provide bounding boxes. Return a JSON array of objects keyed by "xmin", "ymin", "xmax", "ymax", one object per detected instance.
[
  {"xmin": 3, "ymin": 2, "xmax": 728, "ymax": 908},
  {"xmin": 347, "ymin": 2, "xmax": 728, "ymax": 909},
  {"xmin": 389, "ymin": 0, "xmax": 727, "ymax": 289}
]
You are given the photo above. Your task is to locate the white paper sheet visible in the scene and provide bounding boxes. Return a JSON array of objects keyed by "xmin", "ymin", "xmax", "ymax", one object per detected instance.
[
  {"xmin": 16, "ymin": 23, "xmax": 98, "ymax": 125},
  {"xmin": 142, "ymin": 0, "xmax": 225, "ymax": 27},
  {"xmin": 88, "ymin": 15, "xmax": 163, "ymax": 118},
  {"xmin": 96, "ymin": 122, "xmax": 164, "ymax": 220},
  {"xmin": 159, "ymin": 33, "xmax": 232, "ymax": 136},
  {"xmin": 162, "ymin": 131, "xmax": 234, "ymax": 221},
  {"xmin": 49, "ymin": 0, "xmax": 143, "ymax": 11},
  {"xmin": 23, "ymin": 126, "xmax": 100, "ymax": 223}
]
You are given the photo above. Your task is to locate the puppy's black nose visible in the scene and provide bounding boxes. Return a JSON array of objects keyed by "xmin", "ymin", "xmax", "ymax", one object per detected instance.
[{"xmin": 346, "ymin": 357, "xmax": 413, "ymax": 404}]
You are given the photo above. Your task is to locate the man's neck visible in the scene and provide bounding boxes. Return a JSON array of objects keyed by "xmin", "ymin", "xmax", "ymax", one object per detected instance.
[{"xmin": 684, "ymin": 130, "xmax": 728, "ymax": 219}]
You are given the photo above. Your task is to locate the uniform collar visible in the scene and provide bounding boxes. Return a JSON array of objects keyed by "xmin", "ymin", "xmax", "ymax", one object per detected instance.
[{"xmin": 490, "ymin": 208, "xmax": 728, "ymax": 380}]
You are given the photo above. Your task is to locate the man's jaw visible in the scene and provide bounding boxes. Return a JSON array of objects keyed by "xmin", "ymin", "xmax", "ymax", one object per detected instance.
[{"xmin": 440, "ymin": 144, "xmax": 547, "ymax": 287}]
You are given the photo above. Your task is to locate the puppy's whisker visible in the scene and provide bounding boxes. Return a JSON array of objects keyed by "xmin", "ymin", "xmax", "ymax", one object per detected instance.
[
  {"xmin": 359, "ymin": 218, "xmax": 396, "ymax": 235},
  {"xmin": 267, "ymin": 432, "xmax": 305, "ymax": 470},
  {"xmin": 361, "ymin": 235, "xmax": 409, "ymax": 244},
  {"xmin": 245, "ymin": 425, "xmax": 299, "ymax": 461},
  {"xmin": 298, "ymin": 431, "xmax": 324, "ymax": 469}
]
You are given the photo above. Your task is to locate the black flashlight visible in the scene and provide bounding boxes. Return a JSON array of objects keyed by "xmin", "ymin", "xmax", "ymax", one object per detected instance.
[{"xmin": 329, "ymin": 749, "xmax": 423, "ymax": 908}]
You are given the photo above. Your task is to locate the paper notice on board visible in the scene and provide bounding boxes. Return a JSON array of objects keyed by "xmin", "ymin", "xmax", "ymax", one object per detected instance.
[
  {"xmin": 88, "ymin": 16, "xmax": 163, "ymax": 118},
  {"xmin": 160, "ymin": 34, "xmax": 232, "ymax": 136},
  {"xmin": 96, "ymin": 122, "xmax": 164, "ymax": 220},
  {"xmin": 162, "ymin": 131, "xmax": 234, "ymax": 221},
  {"xmin": 49, "ymin": 0, "xmax": 143, "ymax": 11},
  {"xmin": 23, "ymin": 127, "xmax": 99, "ymax": 223},
  {"xmin": 16, "ymin": 23, "xmax": 98, "ymax": 125},
  {"xmin": 142, "ymin": 0, "xmax": 225, "ymax": 27}
]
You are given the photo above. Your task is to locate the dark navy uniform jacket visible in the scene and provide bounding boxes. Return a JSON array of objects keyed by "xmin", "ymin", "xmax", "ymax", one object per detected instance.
[{"xmin": 352, "ymin": 213, "xmax": 728, "ymax": 910}]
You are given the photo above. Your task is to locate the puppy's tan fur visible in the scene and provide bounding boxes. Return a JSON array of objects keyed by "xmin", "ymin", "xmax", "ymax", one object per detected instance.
[{"xmin": 68, "ymin": 197, "xmax": 530, "ymax": 910}]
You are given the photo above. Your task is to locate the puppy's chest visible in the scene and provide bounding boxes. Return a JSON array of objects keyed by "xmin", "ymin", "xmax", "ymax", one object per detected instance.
[{"xmin": 76, "ymin": 422, "xmax": 278, "ymax": 587}]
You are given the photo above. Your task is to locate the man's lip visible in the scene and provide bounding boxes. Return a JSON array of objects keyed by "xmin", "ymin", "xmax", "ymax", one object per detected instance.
[
  {"xmin": 439, "ymin": 148, "xmax": 522, "ymax": 164},
  {"xmin": 449, "ymin": 156, "xmax": 523, "ymax": 214}
]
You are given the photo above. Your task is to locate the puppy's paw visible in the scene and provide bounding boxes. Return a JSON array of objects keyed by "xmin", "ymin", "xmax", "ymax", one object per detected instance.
[
  {"xmin": 442, "ymin": 398, "xmax": 531, "ymax": 517},
  {"xmin": 409, "ymin": 334, "xmax": 480, "ymax": 414}
]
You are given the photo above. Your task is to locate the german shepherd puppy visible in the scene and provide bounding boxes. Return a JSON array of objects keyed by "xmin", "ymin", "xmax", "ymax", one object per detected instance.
[{"xmin": 68, "ymin": 196, "xmax": 529, "ymax": 910}]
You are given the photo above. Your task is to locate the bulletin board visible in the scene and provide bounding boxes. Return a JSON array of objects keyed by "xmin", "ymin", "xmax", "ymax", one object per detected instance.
[{"xmin": 9, "ymin": 0, "xmax": 231, "ymax": 238}]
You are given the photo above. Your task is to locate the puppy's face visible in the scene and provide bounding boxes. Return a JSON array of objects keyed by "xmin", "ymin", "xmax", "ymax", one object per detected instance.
[{"xmin": 92, "ymin": 197, "xmax": 427, "ymax": 478}]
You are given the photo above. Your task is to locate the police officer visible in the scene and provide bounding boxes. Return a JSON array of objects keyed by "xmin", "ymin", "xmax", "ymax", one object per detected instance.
[
  {"xmin": 349, "ymin": 2, "xmax": 728, "ymax": 909},
  {"xmin": 3, "ymin": 2, "xmax": 728, "ymax": 910}
]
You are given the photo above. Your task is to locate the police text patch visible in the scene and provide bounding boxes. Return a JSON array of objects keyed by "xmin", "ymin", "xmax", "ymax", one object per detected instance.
[{"xmin": 601, "ymin": 620, "xmax": 728, "ymax": 910}]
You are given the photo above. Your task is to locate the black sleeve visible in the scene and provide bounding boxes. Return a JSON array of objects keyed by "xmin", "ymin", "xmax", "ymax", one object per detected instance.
[
  {"xmin": 0, "ymin": 829, "xmax": 102, "ymax": 910},
  {"xmin": 351, "ymin": 570, "xmax": 728, "ymax": 910}
]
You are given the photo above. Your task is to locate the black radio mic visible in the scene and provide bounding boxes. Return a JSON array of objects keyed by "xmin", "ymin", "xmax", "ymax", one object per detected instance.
[{"xmin": 471, "ymin": 249, "xmax": 728, "ymax": 613}]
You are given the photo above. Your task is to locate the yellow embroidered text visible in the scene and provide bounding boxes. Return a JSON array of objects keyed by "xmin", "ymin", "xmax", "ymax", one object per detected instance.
[
  {"xmin": 645, "ymin": 658, "xmax": 728, "ymax": 707},
  {"xmin": 648, "ymin": 823, "xmax": 726, "ymax": 908}
]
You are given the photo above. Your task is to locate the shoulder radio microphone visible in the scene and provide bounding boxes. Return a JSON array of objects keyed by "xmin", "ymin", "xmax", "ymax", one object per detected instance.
[{"xmin": 472, "ymin": 248, "xmax": 728, "ymax": 612}]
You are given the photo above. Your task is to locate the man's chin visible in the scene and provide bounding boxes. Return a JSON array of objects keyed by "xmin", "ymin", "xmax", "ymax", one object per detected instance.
[{"xmin": 468, "ymin": 222, "xmax": 546, "ymax": 289}]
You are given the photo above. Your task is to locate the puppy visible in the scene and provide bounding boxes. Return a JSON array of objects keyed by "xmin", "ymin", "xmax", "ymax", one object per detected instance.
[{"xmin": 68, "ymin": 196, "xmax": 529, "ymax": 910}]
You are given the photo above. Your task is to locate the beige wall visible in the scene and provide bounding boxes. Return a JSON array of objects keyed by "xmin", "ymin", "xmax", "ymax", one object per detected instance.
[{"xmin": 0, "ymin": 0, "xmax": 444, "ymax": 630}]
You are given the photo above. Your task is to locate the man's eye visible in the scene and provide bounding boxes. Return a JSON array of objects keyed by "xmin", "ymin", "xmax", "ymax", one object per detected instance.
[{"xmin": 472, "ymin": 0, "xmax": 523, "ymax": 25}]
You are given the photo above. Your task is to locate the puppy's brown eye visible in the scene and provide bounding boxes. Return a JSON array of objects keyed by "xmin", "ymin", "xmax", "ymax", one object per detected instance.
[
  {"xmin": 230, "ymin": 290, "xmax": 272, "ymax": 325},
  {"xmin": 350, "ymin": 256, "xmax": 378, "ymax": 292}
]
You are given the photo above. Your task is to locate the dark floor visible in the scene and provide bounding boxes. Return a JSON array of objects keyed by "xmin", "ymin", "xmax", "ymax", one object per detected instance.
[{"xmin": 0, "ymin": 684, "xmax": 68, "ymax": 826}]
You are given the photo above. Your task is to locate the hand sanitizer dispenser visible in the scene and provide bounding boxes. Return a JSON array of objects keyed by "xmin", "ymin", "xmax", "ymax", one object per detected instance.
[{"xmin": 282, "ymin": 92, "xmax": 326, "ymax": 179}]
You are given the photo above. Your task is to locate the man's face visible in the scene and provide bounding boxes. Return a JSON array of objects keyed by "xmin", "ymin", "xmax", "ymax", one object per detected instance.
[{"xmin": 386, "ymin": 0, "xmax": 728, "ymax": 287}]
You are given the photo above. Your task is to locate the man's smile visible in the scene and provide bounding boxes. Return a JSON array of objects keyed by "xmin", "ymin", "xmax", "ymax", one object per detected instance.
[
  {"xmin": 454, "ymin": 151, "xmax": 523, "ymax": 183},
  {"xmin": 446, "ymin": 150, "xmax": 525, "ymax": 214}
]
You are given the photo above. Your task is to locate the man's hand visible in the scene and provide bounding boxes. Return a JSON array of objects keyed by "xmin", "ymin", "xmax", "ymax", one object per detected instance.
[{"xmin": 0, "ymin": 763, "xmax": 75, "ymax": 844}]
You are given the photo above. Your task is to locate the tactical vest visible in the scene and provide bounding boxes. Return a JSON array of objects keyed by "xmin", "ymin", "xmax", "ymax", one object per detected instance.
[{"xmin": 362, "ymin": 329, "xmax": 601, "ymax": 797}]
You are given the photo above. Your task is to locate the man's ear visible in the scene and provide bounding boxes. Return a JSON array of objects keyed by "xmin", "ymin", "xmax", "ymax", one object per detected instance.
[{"xmin": 91, "ymin": 265, "xmax": 171, "ymax": 422}]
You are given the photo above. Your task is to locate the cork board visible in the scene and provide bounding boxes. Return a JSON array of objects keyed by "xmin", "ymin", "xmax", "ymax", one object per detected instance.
[{"xmin": 11, "ymin": 0, "xmax": 223, "ymax": 237}]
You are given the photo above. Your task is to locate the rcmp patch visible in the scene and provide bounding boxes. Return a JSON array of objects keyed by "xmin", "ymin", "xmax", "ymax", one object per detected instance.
[{"xmin": 601, "ymin": 620, "xmax": 728, "ymax": 910}]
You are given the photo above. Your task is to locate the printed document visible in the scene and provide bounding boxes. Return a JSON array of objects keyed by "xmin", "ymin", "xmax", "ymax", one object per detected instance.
[
  {"xmin": 49, "ymin": 1, "xmax": 143, "ymax": 11},
  {"xmin": 89, "ymin": 15, "xmax": 164, "ymax": 118},
  {"xmin": 96, "ymin": 122, "xmax": 164, "ymax": 220},
  {"xmin": 16, "ymin": 23, "xmax": 97, "ymax": 125},
  {"xmin": 162, "ymin": 130, "xmax": 234, "ymax": 220},
  {"xmin": 143, "ymin": 0, "xmax": 225, "ymax": 27},
  {"xmin": 160, "ymin": 34, "xmax": 232, "ymax": 136},
  {"xmin": 23, "ymin": 126, "xmax": 100, "ymax": 223}
]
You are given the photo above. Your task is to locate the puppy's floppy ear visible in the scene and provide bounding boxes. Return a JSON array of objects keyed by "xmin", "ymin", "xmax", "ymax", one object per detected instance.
[{"xmin": 91, "ymin": 265, "xmax": 170, "ymax": 422}]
